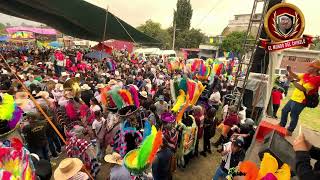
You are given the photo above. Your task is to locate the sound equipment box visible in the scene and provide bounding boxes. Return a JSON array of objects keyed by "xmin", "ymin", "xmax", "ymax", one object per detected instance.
[{"xmin": 258, "ymin": 130, "xmax": 296, "ymax": 174}]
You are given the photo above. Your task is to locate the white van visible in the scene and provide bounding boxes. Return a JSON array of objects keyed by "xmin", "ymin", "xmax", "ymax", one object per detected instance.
[{"xmin": 158, "ymin": 50, "xmax": 177, "ymax": 59}]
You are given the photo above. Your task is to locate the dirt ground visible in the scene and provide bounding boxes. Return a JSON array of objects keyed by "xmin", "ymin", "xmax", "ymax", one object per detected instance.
[{"xmin": 52, "ymin": 137, "xmax": 221, "ymax": 180}]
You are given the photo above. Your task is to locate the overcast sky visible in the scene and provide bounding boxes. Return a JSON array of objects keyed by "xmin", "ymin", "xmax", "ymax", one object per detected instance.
[{"xmin": 0, "ymin": 0, "xmax": 318, "ymax": 36}]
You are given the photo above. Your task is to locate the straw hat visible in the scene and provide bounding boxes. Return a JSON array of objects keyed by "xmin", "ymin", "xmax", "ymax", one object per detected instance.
[
  {"xmin": 139, "ymin": 91, "xmax": 148, "ymax": 98},
  {"xmin": 54, "ymin": 158, "xmax": 83, "ymax": 180},
  {"xmin": 108, "ymin": 79, "xmax": 117, "ymax": 86},
  {"xmin": 96, "ymin": 84, "xmax": 105, "ymax": 89},
  {"xmin": 309, "ymin": 60, "xmax": 320, "ymax": 69},
  {"xmin": 61, "ymin": 72, "xmax": 69, "ymax": 77},
  {"xmin": 80, "ymin": 84, "xmax": 91, "ymax": 91},
  {"xmin": 55, "ymin": 83, "xmax": 64, "ymax": 91},
  {"xmin": 75, "ymin": 73, "xmax": 81, "ymax": 78},
  {"xmin": 104, "ymin": 152, "xmax": 123, "ymax": 165},
  {"xmin": 35, "ymin": 91, "xmax": 49, "ymax": 99}
]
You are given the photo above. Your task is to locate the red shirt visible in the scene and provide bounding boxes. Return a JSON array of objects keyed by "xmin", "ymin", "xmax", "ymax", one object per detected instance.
[
  {"xmin": 272, "ymin": 90, "xmax": 283, "ymax": 105},
  {"xmin": 223, "ymin": 113, "xmax": 239, "ymax": 127}
]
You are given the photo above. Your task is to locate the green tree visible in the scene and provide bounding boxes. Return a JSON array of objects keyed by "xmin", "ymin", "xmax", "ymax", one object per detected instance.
[
  {"xmin": 221, "ymin": 31, "xmax": 253, "ymax": 54},
  {"xmin": 175, "ymin": 28, "xmax": 205, "ymax": 49},
  {"xmin": 0, "ymin": 23, "xmax": 6, "ymax": 35},
  {"xmin": 310, "ymin": 38, "xmax": 320, "ymax": 50},
  {"xmin": 137, "ymin": 20, "xmax": 171, "ymax": 49},
  {"xmin": 174, "ymin": 0, "xmax": 193, "ymax": 31}
]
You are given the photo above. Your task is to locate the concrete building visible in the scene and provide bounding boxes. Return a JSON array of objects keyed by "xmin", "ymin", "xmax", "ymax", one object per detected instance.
[{"xmin": 222, "ymin": 14, "xmax": 261, "ymax": 36}]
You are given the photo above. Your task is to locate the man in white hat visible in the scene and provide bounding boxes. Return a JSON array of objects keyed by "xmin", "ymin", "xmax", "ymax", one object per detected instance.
[
  {"xmin": 80, "ymin": 84, "xmax": 93, "ymax": 106},
  {"xmin": 104, "ymin": 152, "xmax": 131, "ymax": 180}
]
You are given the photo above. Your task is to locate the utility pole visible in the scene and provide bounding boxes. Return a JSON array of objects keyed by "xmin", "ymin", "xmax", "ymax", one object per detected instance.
[{"xmin": 172, "ymin": 21, "xmax": 176, "ymax": 50}]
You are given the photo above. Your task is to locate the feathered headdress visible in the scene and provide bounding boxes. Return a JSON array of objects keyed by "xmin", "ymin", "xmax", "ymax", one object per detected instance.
[
  {"xmin": 239, "ymin": 153, "xmax": 290, "ymax": 180},
  {"xmin": 170, "ymin": 78, "xmax": 206, "ymax": 123},
  {"xmin": 0, "ymin": 93, "xmax": 23, "ymax": 133},
  {"xmin": 108, "ymin": 86, "xmax": 140, "ymax": 111},
  {"xmin": 124, "ymin": 126, "xmax": 162, "ymax": 175}
]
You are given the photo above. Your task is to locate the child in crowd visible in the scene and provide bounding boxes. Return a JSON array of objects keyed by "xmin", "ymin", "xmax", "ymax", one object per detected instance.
[
  {"xmin": 91, "ymin": 111, "xmax": 106, "ymax": 161},
  {"xmin": 214, "ymin": 105, "xmax": 239, "ymax": 148},
  {"xmin": 271, "ymin": 87, "xmax": 283, "ymax": 118},
  {"xmin": 200, "ymin": 107, "xmax": 217, "ymax": 157}
]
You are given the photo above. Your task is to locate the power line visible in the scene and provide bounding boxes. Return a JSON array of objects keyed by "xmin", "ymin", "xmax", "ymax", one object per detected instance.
[{"xmin": 195, "ymin": 0, "xmax": 225, "ymax": 27}]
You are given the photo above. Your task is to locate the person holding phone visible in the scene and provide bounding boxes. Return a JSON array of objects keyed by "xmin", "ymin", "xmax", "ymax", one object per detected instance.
[{"xmin": 279, "ymin": 61, "xmax": 320, "ymax": 136}]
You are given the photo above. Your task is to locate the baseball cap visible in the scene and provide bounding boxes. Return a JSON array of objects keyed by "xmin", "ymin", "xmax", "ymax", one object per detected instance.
[{"xmin": 233, "ymin": 137, "xmax": 244, "ymax": 148}]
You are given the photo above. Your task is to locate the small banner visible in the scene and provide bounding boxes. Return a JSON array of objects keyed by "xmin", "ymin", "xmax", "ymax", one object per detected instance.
[{"xmin": 260, "ymin": 35, "xmax": 313, "ymax": 51}]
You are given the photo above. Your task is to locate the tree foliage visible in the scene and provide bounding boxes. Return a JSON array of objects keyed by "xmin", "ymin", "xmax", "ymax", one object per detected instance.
[
  {"xmin": 174, "ymin": 0, "xmax": 193, "ymax": 31},
  {"xmin": 310, "ymin": 38, "xmax": 320, "ymax": 50},
  {"xmin": 0, "ymin": 23, "xmax": 6, "ymax": 35},
  {"xmin": 175, "ymin": 28, "xmax": 205, "ymax": 49},
  {"xmin": 137, "ymin": 20, "xmax": 171, "ymax": 49},
  {"xmin": 221, "ymin": 31, "xmax": 253, "ymax": 54}
]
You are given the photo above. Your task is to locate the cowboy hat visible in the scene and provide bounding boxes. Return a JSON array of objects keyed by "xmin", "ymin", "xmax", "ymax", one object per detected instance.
[
  {"xmin": 35, "ymin": 91, "xmax": 49, "ymax": 99},
  {"xmin": 96, "ymin": 84, "xmax": 105, "ymax": 89},
  {"xmin": 80, "ymin": 84, "xmax": 91, "ymax": 91},
  {"xmin": 139, "ymin": 91, "xmax": 148, "ymax": 98},
  {"xmin": 75, "ymin": 73, "xmax": 81, "ymax": 78},
  {"xmin": 104, "ymin": 152, "xmax": 123, "ymax": 165},
  {"xmin": 55, "ymin": 83, "xmax": 64, "ymax": 91},
  {"xmin": 54, "ymin": 158, "xmax": 83, "ymax": 180},
  {"xmin": 108, "ymin": 79, "xmax": 117, "ymax": 86},
  {"xmin": 161, "ymin": 112, "xmax": 176, "ymax": 123}
]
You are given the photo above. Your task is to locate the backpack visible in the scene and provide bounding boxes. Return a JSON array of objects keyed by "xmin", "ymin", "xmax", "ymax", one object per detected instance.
[{"xmin": 304, "ymin": 92, "xmax": 319, "ymax": 108}]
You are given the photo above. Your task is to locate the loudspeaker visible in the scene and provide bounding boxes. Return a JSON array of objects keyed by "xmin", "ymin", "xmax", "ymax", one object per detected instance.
[
  {"xmin": 259, "ymin": 130, "xmax": 296, "ymax": 174},
  {"xmin": 251, "ymin": 0, "xmax": 283, "ymax": 74}
]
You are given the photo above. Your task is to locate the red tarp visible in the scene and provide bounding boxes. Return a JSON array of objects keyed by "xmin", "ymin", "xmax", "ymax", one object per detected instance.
[
  {"xmin": 104, "ymin": 40, "xmax": 134, "ymax": 53},
  {"xmin": 91, "ymin": 42, "xmax": 112, "ymax": 54}
]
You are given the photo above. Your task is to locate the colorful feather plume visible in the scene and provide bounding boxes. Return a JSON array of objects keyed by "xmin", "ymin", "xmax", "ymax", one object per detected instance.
[
  {"xmin": 239, "ymin": 153, "xmax": 291, "ymax": 180},
  {"xmin": 108, "ymin": 88, "xmax": 124, "ymax": 109},
  {"xmin": 124, "ymin": 126, "xmax": 162, "ymax": 174},
  {"xmin": 187, "ymin": 79, "xmax": 196, "ymax": 101},
  {"xmin": 0, "ymin": 93, "xmax": 15, "ymax": 121},
  {"xmin": 176, "ymin": 98, "xmax": 190, "ymax": 123},
  {"xmin": 8, "ymin": 106, "xmax": 23, "ymax": 129},
  {"xmin": 190, "ymin": 81, "xmax": 206, "ymax": 105},
  {"xmin": 179, "ymin": 77, "xmax": 187, "ymax": 93},
  {"xmin": 147, "ymin": 130, "xmax": 162, "ymax": 163},
  {"xmin": 119, "ymin": 89, "xmax": 134, "ymax": 106},
  {"xmin": 129, "ymin": 85, "xmax": 140, "ymax": 107},
  {"xmin": 171, "ymin": 90, "xmax": 186, "ymax": 113}
]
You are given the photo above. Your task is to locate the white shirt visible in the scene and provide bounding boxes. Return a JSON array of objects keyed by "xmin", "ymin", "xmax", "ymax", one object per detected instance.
[{"xmin": 92, "ymin": 117, "xmax": 106, "ymax": 135}]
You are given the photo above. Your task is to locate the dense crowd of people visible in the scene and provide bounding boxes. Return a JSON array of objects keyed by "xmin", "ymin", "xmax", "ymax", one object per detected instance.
[{"xmin": 0, "ymin": 45, "xmax": 320, "ymax": 180}]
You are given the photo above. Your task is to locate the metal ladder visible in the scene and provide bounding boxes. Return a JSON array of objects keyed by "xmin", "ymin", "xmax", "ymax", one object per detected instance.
[{"xmin": 231, "ymin": 0, "xmax": 271, "ymax": 109}]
